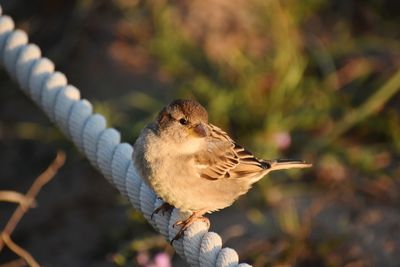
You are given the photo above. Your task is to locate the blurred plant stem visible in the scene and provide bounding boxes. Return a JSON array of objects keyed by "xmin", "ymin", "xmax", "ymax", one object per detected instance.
[
  {"xmin": 327, "ymin": 69, "xmax": 400, "ymax": 143},
  {"xmin": 1, "ymin": 233, "xmax": 40, "ymax": 267},
  {"xmin": 0, "ymin": 151, "xmax": 65, "ymax": 265},
  {"xmin": 0, "ymin": 191, "xmax": 36, "ymax": 207}
]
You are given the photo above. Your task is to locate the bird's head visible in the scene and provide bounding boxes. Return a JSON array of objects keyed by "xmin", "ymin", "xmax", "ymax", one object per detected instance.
[{"xmin": 155, "ymin": 99, "xmax": 209, "ymax": 143}]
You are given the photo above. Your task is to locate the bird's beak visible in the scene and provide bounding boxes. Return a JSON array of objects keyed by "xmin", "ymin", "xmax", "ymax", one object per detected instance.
[{"xmin": 191, "ymin": 123, "xmax": 208, "ymax": 137}]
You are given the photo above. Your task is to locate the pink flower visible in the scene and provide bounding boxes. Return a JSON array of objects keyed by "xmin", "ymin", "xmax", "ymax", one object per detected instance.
[
  {"xmin": 137, "ymin": 251, "xmax": 171, "ymax": 267},
  {"xmin": 273, "ymin": 131, "xmax": 291, "ymax": 150},
  {"xmin": 153, "ymin": 252, "xmax": 171, "ymax": 267}
]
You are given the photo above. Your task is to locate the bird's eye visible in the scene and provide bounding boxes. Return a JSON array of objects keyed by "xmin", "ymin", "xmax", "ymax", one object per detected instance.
[{"xmin": 179, "ymin": 118, "xmax": 188, "ymax": 125}]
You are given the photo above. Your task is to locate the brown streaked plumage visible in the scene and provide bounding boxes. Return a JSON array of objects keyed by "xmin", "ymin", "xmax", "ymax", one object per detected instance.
[{"xmin": 132, "ymin": 99, "xmax": 311, "ymax": 242}]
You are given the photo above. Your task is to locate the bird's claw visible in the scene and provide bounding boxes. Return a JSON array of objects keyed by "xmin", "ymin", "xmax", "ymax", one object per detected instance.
[
  {"xmin": 170, "ymin": 213, "xmax": 210, "ymax": 244},
  {"xmin": 151, "ymin": 202, "xmax": 174, "ymax": 220}
]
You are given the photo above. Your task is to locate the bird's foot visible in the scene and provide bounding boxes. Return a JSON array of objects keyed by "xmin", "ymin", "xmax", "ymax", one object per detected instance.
[
  {"xmin": 151, "ymin": 202, "xmax": 174, "ymax": 220},
  {"xmin": 171, "ymin": 211, "xmax": 209, "ymax": 244}
]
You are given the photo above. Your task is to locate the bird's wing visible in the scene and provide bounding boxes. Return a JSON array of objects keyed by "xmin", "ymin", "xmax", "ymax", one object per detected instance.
[{"xmin": 194, "ymin": 124, "xmax": 269, "ymax": 180}]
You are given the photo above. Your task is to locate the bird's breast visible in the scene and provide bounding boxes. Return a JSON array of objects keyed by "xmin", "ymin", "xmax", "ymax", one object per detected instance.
[{"xmin": 133, "ymin": 130, "xmax": 248, "ymax": 212}]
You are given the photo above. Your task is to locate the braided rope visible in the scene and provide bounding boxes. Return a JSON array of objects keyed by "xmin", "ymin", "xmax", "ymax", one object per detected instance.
[{"xmin": 0, "ymin": 6, "xmax": 252, "ymax": 267}]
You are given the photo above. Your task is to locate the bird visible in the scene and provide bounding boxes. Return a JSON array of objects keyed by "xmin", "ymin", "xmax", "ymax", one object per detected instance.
[{"xmin": 132, "ymin": 99, "xmax": 311, "ymax": 242}]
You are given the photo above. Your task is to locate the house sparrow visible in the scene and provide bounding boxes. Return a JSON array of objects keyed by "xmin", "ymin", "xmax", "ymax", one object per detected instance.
[{"xmin": 132, "ymin": 99, "xmax": 311, "ymax": 241}]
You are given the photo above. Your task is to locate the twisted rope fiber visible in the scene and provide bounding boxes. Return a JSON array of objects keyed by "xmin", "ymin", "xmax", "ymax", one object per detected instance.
[{"xmin": 0, "ymin": 6, "xmax": 252, "ymax": 267}]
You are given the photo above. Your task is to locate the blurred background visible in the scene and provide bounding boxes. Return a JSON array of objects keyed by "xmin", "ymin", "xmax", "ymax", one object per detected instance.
[{"xmin": 1, "ymin": 0, "xmax": 400, "ymax": 266}]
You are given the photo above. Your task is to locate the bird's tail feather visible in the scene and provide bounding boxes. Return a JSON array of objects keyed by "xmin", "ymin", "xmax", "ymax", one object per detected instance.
[{"xmin": 266, "ymin": 159, "xmax": 312, "ymax": 171}]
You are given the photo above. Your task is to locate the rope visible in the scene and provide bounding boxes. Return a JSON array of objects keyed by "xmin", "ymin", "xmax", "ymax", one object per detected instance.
[{"xmin": 0, "ymin": 6, "xmax": 252, "ymax": 267}]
